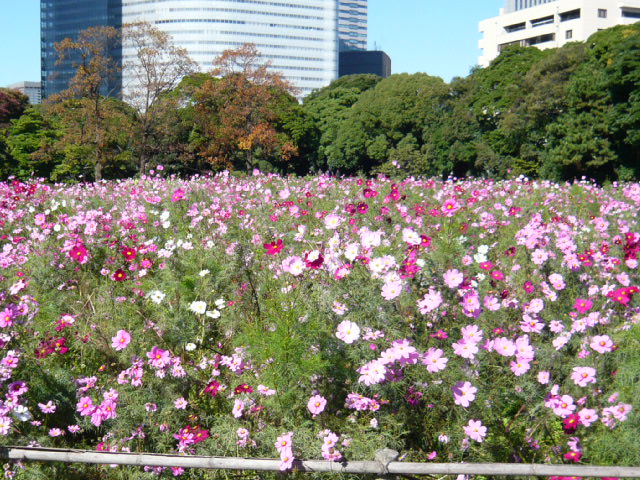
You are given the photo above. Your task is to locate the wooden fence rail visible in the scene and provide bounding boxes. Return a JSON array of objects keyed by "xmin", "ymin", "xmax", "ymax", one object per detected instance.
[{"xmin": 1, "ymin": 446, "xmax": 639, "ymax": 478}]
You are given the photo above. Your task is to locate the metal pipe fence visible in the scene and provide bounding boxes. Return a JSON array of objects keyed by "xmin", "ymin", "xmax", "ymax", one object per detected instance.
[{"xmin": 1, "ymin": 446, "xmax": 639, "ymax": 478}]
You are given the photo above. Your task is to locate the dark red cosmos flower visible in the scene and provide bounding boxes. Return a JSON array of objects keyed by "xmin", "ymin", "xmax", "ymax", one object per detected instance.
[
  {"xmin": 121, "ymin": 246, "xmax": 137, "ymax": 262},
  {"xmin": 113, "ymin": 269, "xmax": 127, "ymax": 282},
  {"xmin": 234, "ymin": 383, "xmax": 253, "ymax": 394},
  {"xmin": 263, "ymin": 239, "xmax": 284, "ymax": 255},
  {"xmin": 562, "ymin": 413, "xmax": 581, "ymax": 434},
  {"xmin": 203, "ymin": 380, "xmax": 220, "ymax": 397}
]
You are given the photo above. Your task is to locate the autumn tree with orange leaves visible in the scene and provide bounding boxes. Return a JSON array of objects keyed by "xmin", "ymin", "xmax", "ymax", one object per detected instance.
[{"xmin": 193, "ymin": 44, "xmax": 304, "ymax": 172}]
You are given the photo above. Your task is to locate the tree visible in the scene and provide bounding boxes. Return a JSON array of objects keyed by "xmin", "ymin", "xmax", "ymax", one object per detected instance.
[
  {"xmin": 0, "ymin": 88, "xmax": 29, "ymax": 129},
  {"xmin": 328, "ymin": 73, "xmax": 449, "ymax": 173},
  {"xmin": 50, "ymin": 25, "xmax": 123, "ymax": 181},
  {"xmin": 303, "ymin": 74, "xmax": 381, "ymax": 170},
  {"xmin": 5, "ymin": 106, "xmax": 63, "ymax": 179},
  {"xmin": 193, "ymin": 44, "xmax": 300, "ymax": 171},
  {"xmin": 121, "ymin": 21, "xmax": 198, "ymax": 175}
]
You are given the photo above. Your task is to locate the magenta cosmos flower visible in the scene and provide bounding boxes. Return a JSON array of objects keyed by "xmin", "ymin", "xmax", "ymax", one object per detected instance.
[
  {"xmin": 111, "ymin": 330, "xmax": 131, "ymax": 351},
  {"xmin": 307, "ymin": 394, "xmax": 327, "ymax": 416}
]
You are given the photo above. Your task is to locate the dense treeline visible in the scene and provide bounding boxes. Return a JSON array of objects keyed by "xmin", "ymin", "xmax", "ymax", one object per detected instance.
[{"xmin": 1, "ymin": 22, "xmax": 640, "ymax": 182}]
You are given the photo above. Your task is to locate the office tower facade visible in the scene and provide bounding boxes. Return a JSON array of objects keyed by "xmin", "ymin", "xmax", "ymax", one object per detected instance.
[
  {"xmin": 41, "ymin": 0, "xmax": 122, "ymax": 99},
  {"xmin": 338, "ymin": 0, "xmax": 367, "ymax": 51},
  {"xmin": 121, "ymin": 0, "xmax": 339, "ymax": 98},
  {"xmin": 479, "ymin": 0, "xmax": 640, "ymax": 67},
  {"xmin": 7, "ymin": 82, "xmax": 42, "ymax": 105}
]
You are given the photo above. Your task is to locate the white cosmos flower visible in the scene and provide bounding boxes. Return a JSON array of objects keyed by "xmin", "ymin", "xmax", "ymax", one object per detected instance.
[
  {"xmin": 189, "ymin": 301, "xmax": 207, "ymax": 315},
  {"xmin": 147, "ymin": 290, "xmax": 166, "ymax": 304},
  {"xmin": 199, "ymin": 269, "xmax": 210, "ymax": 277},
  {"xmin": 206, "ymin": 310, "xmax": 221, "ymax": 319}
]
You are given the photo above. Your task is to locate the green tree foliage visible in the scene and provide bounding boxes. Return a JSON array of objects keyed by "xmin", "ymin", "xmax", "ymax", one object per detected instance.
[
  {"xmin": 303, "ymin": 74, "xmax": 381, "ymax": 170},
  {"xmin": 4, "ymin": 106, "xmax": 63, "ymax": 179},
  {"xmin": 327, "ymin": 73, "xmax": 449, "ymax": 174}
]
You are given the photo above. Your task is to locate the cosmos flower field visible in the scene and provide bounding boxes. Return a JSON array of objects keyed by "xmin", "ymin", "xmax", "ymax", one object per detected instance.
[{"xmin": 0, "ymin": 171, "xmax": 639, "ymax": 479}]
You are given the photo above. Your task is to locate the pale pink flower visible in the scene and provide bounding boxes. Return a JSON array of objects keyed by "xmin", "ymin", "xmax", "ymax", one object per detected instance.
[
  {"xmin": 571, "ymin": 367, "xmax": 596, "ymax": 387},
  {"xmin": 174, "ymin": 397, "xmax": 188, "ymax": 410},
  {"xmin": 590, "ymin": 335, "xmax": 614, "ymax": 354},
  {"xmin": 510, "ymin": 360, "xmax": 530, "ymax": 376},
  {"xmin": 577, "ymin": 408, "xmax": 598, "ymax": 427},
  {"xmin": 463, "ymin": 420, "xmax": 487, "ymax": 442},
  {"xmin": 494, "ymin": 337, "xmax": 516, "ymax": 357},
  {"xmin": 417, "ymin": 289, "xmax": 442, "ymax": 313},
  {"xmin": 335, "ymin": 320, "xmax": 360, "ymax": 344},
  {"xmin": 553, "ymin": 395, "xmax": 576, "ymax": 417},
  {"xmin": 422, "ymin": 347, "xmax": 448, "ymax": 373},
  {"xmin": 452, "ymin": 381, "xmax": 477, "ymax": 407},
  {"xmin": 452, "ymin": 340, "xmax": 479, "ymax": 360},
  {"xmin": 381, "ymin": 280, "xmax": 403, "ymax": 300},
  {"xmin": 307, "ymin": 395, "xmax": 327, "ymax": 416},
  {"xmin": 232, "ymin": 399, "xmax": 245, "ymax": 418},
  {"xmin": 443, "ymin": 269, "xmax": 463, "ymax": 288},
  {"xmin": 537, "ymin": 371, "xmax": 550, "ymax": 385}
]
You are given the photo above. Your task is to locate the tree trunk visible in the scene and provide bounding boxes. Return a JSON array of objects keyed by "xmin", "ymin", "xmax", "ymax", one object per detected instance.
[{"xmin": 94, "ymin": 160, "xmax": 103, "ymax": 182}]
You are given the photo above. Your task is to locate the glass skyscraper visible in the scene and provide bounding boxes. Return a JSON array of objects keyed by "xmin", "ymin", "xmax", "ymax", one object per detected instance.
[
  {"xmin": 42, "ymin": 0, "xmax": 370, "ymax": 99},
  {"xmin": 41, "ymin": 0, "xmax": 122, "ymax": 99},
  {"xmin": 338, "ymin": 0, "xmax": 367, "ymax": 51},
  {"xmin": 121, "ymin": 0, "xmax": 339, "ymax": 97}
]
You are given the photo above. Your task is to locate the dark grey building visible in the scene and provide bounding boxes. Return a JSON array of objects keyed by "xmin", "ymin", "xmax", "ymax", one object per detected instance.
[
  {"xmin": 41, "ymin": 0, "xmax": 122, "ymax": 99},
  {"xmin": 339, "ymin": 50, "xmax": 391, "ymax": 78}
]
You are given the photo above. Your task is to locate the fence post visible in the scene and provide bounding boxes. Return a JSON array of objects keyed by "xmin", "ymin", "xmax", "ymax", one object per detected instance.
[{"xmin": 375, "ymin": 449, "xmax": 400, "ymax": 480}]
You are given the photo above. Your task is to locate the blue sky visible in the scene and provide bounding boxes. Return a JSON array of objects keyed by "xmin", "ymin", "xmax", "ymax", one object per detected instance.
[{"xmin": 0, "ymin": 0, "xmax": 505, "ymax": 87}]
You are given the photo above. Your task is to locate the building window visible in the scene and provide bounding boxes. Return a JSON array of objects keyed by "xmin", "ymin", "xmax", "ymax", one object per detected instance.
[
  {"xmin": 598, "ymin": 9, "xmax": 607, "ymax": 18},
  {"xmin": 559, "ymin": 9, "xmax": 581, "ymax": 22},
  {"xmin": 531, "ymin": 15, "xmax": 555, "ymax": 27},
  {"xmin": 566, "ymin": 30, "xmax": 573, "ymax": 39}
]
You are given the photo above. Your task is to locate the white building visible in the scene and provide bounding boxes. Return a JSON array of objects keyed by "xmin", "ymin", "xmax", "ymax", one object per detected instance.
[
  {"xmin": 6, "ymin": 81, "xmax": 42, "ymax": 105},
  {"xmin": 122, "ymin": 0, "xmax": 340, "ymax": 97},
  {"xmin": 479, "ymin": 0, "xmax": 640, "ymax": 67}
]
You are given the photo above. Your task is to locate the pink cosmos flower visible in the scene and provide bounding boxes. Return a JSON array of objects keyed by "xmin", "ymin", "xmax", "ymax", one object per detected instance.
[
  {"xmin": 553, "ymin": 395, "xmax": 577, "ymax": 417},
  {"xmin": 441, "ymin": 198, "xmax": 461, "ymax": 216},
  {"xmin": 452, "ymin": 381, "xmax": 477, "ymax": 407},
  {"xmin": 232, "ymin": 399, "xmax": 245, "ymax": 418},
  {"xmin": 275, "ymin": 432, "xmax": 293, "ymax": 454},
  {"xmin": 171, "ymin": 188, "xmax": 185, "ymax": 202},
  {"xmin": 174, "ymin": 397, "xmax": 188, "ymax": 410},
  {"xmin": 422, "ymin": 347, "xmax": 448, "ymax": 373},
  {"xmin": 307, "ymin": 394, "xmax": 327, "ymax": 416},
  {"xmin": 571, "ymin": 367, "xmax": 596, "ymax": 387},
  {"xmin": 0, "ymin": 309, "xmax": 13, "ymax": 328},
  {"xmin": 417, "ymin": 289, "xmax": 442, "ymax": 313},
  {"xmin": 537, "ymin": 371, "xmax": 550, "ymax": 384},
  {"xmin": 335, "ymin": 320, "xmax": 360, "ymax": 344},
  {"xmin": 49, "ymin": 428, "xmax": 65, "ymax": 437},
  {"xmin": 510, "ymin": 360, "xmax": 530, "ymax": 376},
  {"xmin": 443, "ymin": 269, "xmax": 464, "ymax": 288},
  {"xmin": 381, "ymin": 280, "xmax": 403, "ymax": 300},
  {"xmin": 147, "ymin": 346, "xmax": 170, "ymax": 369},
  {"xmin": 111, "ymin": 330, "xmax": 131, "ymax": 351},
  {"xmin": 38, "ymin": 401, "xmax": 56, "ymax": 414},
  {"xmin": 0, "ymin": 416, "xmax": 11, "ymax": 435},
  {"xmin": 574, "ymin": 298, "xmax": 593, "ymax": 314},
  {"xmin": 77, "ymin": 396, "xmax": 95, "ymax": 416},
  {"xmin": 494, "ymin": 337, "xmax": 516, "ymax": 357},
  {"xmin": 577, "ymin": 408, "xmax": 598, "ymax": 427},
  {"xmin": 68, "ymin": 244, "xmax": 88, "ymax": 264},
  {"xmin": 463, "ymin": 419, "xmax": 487, "ymax": 442},
  {"xmin": 590, "ymin": 335, "xmax": 614, "ymax": 354},
  {"xmin": 452, "ymin": 340, "xmax": 479, "ymax": 360}
]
